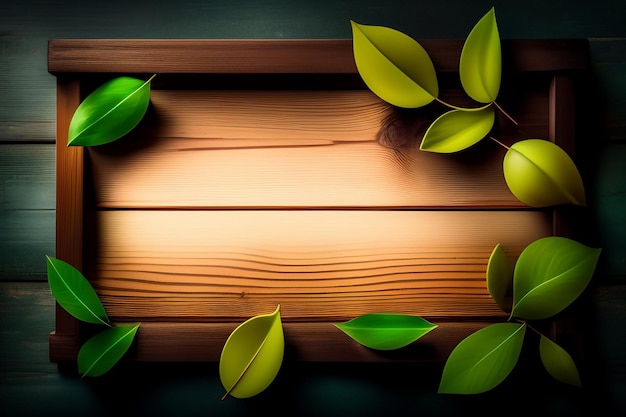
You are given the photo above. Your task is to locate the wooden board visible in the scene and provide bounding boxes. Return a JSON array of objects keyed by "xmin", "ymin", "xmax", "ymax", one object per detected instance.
[{"xmin": 48, "ymin": 39, "xmax": 589, "ymax": 363}]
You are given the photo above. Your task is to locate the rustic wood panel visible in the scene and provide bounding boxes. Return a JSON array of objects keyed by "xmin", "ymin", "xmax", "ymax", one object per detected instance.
[
  {"xmin": 87, "ymin": 210, "xmax": 551, "ymax": 321},
  {"xmin": 47, "ymin": 39, "xmax": 590, "ymax": 75},
  {"xmin": 0, "ymin": 210, "xmax": 55, "ymax": 280},
  {"xmin": 0, "ymin": 144, "xmax": 55, "ymax": 210},
  {"xmin": 48, "ymin": 39, "xmax": 588, "ymax": 364},
  {"xmin": 0, "ymin": 35, "xmax": 56, "ymax": 142},
  {"xmin": 0, "ymin": 144, "xmax": 56, "ymax": 280},
  {"xmin": 87, "ymin": 89, "xmax": 550, "ymax": 209}
]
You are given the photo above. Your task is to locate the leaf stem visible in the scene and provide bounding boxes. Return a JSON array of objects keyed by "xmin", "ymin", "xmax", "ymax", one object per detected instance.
[
  {"xmin": 494, "ymin": 101, "xmax": 518, "ymax": 125},
  {"xmin": 435, "ymin": 97, "xmax": 492, "ymax": 112},
  {"xmin": 489, "ymin": 136, "xmax": 510, "ymax": 150},
  {"xmin": 513, "ymin": 319, "xmax": 547, "ymax": 339}
]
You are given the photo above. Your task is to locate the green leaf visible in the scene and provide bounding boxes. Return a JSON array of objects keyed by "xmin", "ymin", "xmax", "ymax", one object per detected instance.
[
  {"xmin": 503, "ymin": 139, "xmax": 587, "ymax": 207},
  {"xmin": 45, "ymin": 255, "xmax": 110, "ymax": 326},
  {"xmin": 420, "ymin": 106, "xmax": 494, "ymax": 153},
  {"xmin": 486, "ymin": 243, "xmax": 513, "ymax": 313},
  {"xmin": 68, "ymin": 74, "xmax": 155, "ymax": 146},
  {"xmin": 511, "ymin": 236, "xmax": 602, "ymax": 320},
  {"xmin": 539, "ymin": 335, "xmax": 582, "ymax": 387},
  {"xmin": 350, "ymin": 20, "xmax": 438, "ymax": 108},
  {"xmin": 334, "ymin": 313, "xmax": 437, "ymax": 350},
  {"xmin": 459, "ymin": 7, "xmax": 501, "ymax": 103},
  {"xmin": 219, "ymin": 305, "xmax": 284, "ymax": 399},
  {"xmin": 78, "ymin": 323, "xmax": 140, "ymax": 377},
  {"xmin": 438, "ymin": 322, "xmax": 526, "ymax": 394}
]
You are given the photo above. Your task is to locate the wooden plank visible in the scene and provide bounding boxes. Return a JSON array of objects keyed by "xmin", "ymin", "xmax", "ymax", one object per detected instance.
[
  {"xmin": 48, "ymin": 39, "xmax": 590, "ymax": 74},
  {"xmin": 86, "ymin": 210, "xmax": 552, "ymax": 322},
  {"xmin": 0, "ymin": 210, "xmax": 55, "ymax": 280},
  {"xmin": 112, "ymin": 321, "xmax": 500, "ymax": 363},
  {"xmin": 0, "ymin": 35, "xmax": 56, "ymax": 142},
  {"xmin": 87, "ymin": 89, "xmax": 548, "ymax": 209},
  {"xmin": 0, "ymin": 144, "xmax": 55, "ymax": 210},
  {"xmin": 0, "ymin": 282, "xmax": 57, "ymax": 373},
  {"xmin": 54, "ymin": 78, "xmax": 82, "ymax": 355}
]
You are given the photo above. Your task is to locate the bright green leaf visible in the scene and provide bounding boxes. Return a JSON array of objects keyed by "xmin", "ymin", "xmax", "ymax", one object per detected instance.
[
  {"xmin": 420, "ymin": 106, "xmax": 494, "ymax": 153},
  {"xmin": 460, "ymin": 7, "xmax": 501, "ymax": 103},
  {"xmin": 334, "ymin": 313, "xmax": 437, "ymax": 350},
  {"xmin": 539, "ymin": 335, "xmax": 582, "ymax": 387},
  {"xmin": 350, "ymin": 20, "xmax": 438, "ymax": 108},
  {"xmin": 486, "ymin": 243, "xmax": 513, "ymax": 313},
  {"xmin": 46, "ymin": 255, "xmax": 110, "ymax": 326},
  {"xmin": 220, "ymin": 305, "xmax": 284, "ymax": 399},
  {"xmin": 438, "ymin": 322, "xmax": 526, "ymax": 394},
  {"xmin": 78, "ymin": 323, "xmax": 140, "ymax": 377},
  {"xmin": 68, "ymin": 74, "xmax": 155, "ymax": 146},
  {"xmin": 503, "ymin": 139, "xmax": 587, "ymax": 207},
  {"xmin": 511, "ymin": 236, "xmax": 601, "ymax": 320}
]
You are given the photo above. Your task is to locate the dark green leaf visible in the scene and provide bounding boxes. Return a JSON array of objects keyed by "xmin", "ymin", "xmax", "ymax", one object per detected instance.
[
  {"xmin": 459, "ymin": 7, "xmax": 501, "ymax": 103},
  {"xmin": 334, "ymin": 313, "xmax": 437, "ymax": 350},
  {"xmin": 68, "ymin": 75, "xmax": 155, "ymax": 146},
  {"xmin": 486, "ymin": 243, "xmax": 513, "ymax": 313},
  {"xmin": 438, "ymin": 322, "xmax": 526, "ymax": 394},
  {"xmin": 220, "ymin": 305, "xmax": 284, "ymax": 399},
  {"xmin": 350, "ymin": 20, "xmax": 438, "ymax": 108},
  {"xmin": 420, "ymin": 107, "xmax": 494, "ymax": 153},
  {"xmin": 78, "ymin": 323, "xmax": 140, "ymax": 377},
  {"xmin": 511, "ymin": 236, "xmax": 602, "ymax": 320},
  {"xmin": 539, "ymin": 335, "xmax": 582, "ymax": 387},
  {"xmin": 46, "ymin": 255, "xmax": 110, "ymax": 326},
  {"xmin": 503, "ymin": 139, "xmax": 587, "ymax": 207}
]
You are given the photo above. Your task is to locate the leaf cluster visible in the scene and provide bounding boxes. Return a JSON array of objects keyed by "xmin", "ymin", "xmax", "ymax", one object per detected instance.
[
  {"xmin": 439, "ymin": 237, "xmax": 600, "ymax": 394},
  {"xmin": 349, "ymin": 7, "xmax": 602, "ymax": 394},
  {"xmin": 351, "ymin": 7, "xmax": 586, "ymax": 207},
  {"xmin": 46, "ymin": 253, "xmax": 284, "ymax": 398},
  {"xmin": 46, "ymin": 256, "xmax": 140, "ymax": 377}
]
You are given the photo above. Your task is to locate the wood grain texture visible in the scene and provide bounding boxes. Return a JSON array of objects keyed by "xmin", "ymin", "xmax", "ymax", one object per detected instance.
[
  {"xmin": 0, "ymin": 34, "xmax": 56, "ymax": 142},
  {"xmin": 53, "ymin": 78, "xmax": 82, "ymax": 354},
  {"xmin": 0, "ymin": 210, "xmax": 55, "ymax": 280},
  {"xmin": 50, "ymin": 39, "xmax": 587, "ymax": 363},
  {"xmin": 88, "ymin": 90, "xmax": 528, "ymax": 209},
  {"xmin": 47, "ymin": 39, "xmax": 590, "ymax": 74},
  {"xmin": 0, "ymin": 144, "xmax": 55, "ymax": 280},
  {"xmin": 86, "ymin": 210, "xmax": 552, "ymax": 321},
  {"xmin": 0, "ymin": 144, "xmax": 55, "ymax": 210}
]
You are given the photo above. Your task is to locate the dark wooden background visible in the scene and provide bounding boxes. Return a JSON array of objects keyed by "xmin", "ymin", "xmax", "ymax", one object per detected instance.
[{"xmin": 1, "ymin": 1, "xmax": 624, "ymax": 415}]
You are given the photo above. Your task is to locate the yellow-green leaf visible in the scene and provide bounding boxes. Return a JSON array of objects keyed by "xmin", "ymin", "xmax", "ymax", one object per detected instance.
[
  {"xmin": 350, "ymin": 20, "xmax": 438, "ymax": 108},
  {"xmin": 78, "ymin": 323, "xmax": 140, "ymax": 377},
  {"xmin": 68, "ymin": 75, "xmax": 155, "ymax": 146},
  {"xmin": 420, "ymin": 106, "xmax": 494, "ymax": 153},
  {"xmin": 503, "ymin": 139, "xmax": 587, "ymax": 207},
  {"xmin": 460, "ymin": 7, "xmax": 501, "ymax": 103},
  {"xmin": 219, "ymin": 305, "xmax": 284, "ymax": 399},
  {"xmin": 539, "ymin": 335, "xmax": 582, "ymax": 388},
  {"xmin": 334, "ymin": 313, "xmax": 437, "ymax": 350},
  {"xmin": 486, "ymin": 243, "xmax": 513, "ymax": 313}
]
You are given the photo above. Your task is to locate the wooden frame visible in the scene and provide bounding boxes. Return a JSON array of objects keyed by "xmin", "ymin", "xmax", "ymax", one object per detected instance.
[{"xmin": 48, "ymin": 39, "xmax": 589, "ymax": 363}]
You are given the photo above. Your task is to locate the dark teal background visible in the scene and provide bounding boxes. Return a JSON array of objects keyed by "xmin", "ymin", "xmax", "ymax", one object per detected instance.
[{"xmin": 1, "ymin": 1, "xmax": 625, "ymax": 415}]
